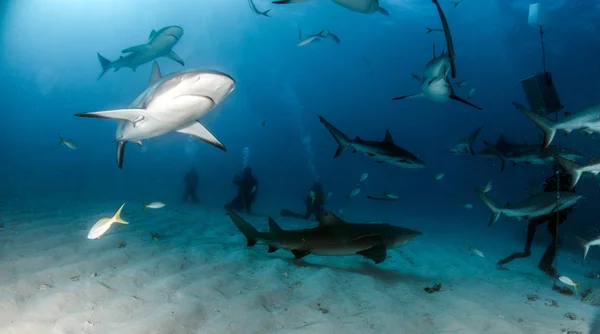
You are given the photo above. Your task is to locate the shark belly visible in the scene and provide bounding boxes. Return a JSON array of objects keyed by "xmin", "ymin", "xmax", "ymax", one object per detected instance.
[
  {"xmin": 422, "ymin": 80, "xmax": 450, "ymax": 103},
  {"xmin": 331, "ymin": 0, "xmax": 378, "ymax": 13}
]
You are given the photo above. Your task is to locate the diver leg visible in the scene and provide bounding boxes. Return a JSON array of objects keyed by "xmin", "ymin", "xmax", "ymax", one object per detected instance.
[
  {"xmin": 497, "ymin": 217, "xmax": 545, "ymax": 265},
  {"xmin": 191, "ymin": 190, "xmax": 199, "ymax": 203},
  {"xmin": 538, "ymin": 219, "xmax": 559, "ymax": 278}
]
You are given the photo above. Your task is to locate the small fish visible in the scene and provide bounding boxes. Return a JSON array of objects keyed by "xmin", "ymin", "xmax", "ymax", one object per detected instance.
[
  {"xmin": 468, "ymin": 88, "xmax": 476, "ymax": 101},
  {"xmin": 383, "ymin": 192, "xmax": 398, "ymax": 199},
  {"xmin": 433, "ymin": 173, "xmax": 445, "ymax": 181},
  {"xmin": 251, "ymin": 186, "xmax": 257, "ymax": 194},
  {"xmin": 411, "ymin": 73, "xmax": 421, "ymax": 82},
  {"xmin": 151, "ymin": 232, "xmax": 160, "ymax": 241},
  {"xmin": 558, "ymin": 276, "xmax": 580, "ymax": 294},
  {"xmin": 425, "ymin": 27, "xmax": 443, "ymax": 34},
  {"xmin": 466, "ymin": 243, "xmax": 485, "ymax": 258},
  {"xmin": 309, "ymin": 190, "xmax": 316, "ymax": 205},
  {"xmin": 356, "ymin": 173, "xmax": 369, "ymax": 184},
  {"xmin": 87, "ymin": 203, "xmax": 129, "ymax": 240},
  {"xmin": 59, "ymin": 136, "xmax": 78, "ymax": 150},
  {"xmin": 144, "ymin": 201, "xmax": 165, "ymax": 210},
  {"xmin": 347, "ymin": 188, "xmax": 360, "ymax": 199},
  {"xmin": 451, "ymin": 0, "xmax": 463, "ymax": 8},
  {"xmin": 464, "ymin": 203, "xmax": 473, "ymax": 209}
]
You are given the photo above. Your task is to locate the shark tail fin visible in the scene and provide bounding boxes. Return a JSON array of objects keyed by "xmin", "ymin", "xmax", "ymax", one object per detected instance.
[
  {"xmin": 479, "ymin": 192, "xmax": 502, "ymax": 227},
  {"xmin": 575, "ymin": 236, "xmax": 591, "ymax": 263},
  {"xmin": 227, "ymin": 210, "xmax": 261, "ymax": 247},
  {"xmin": 97, "ymin": 53, "xmax": 112, "ymax": 80},
  {"xmin": 377, "ymin": 6, "xmax": 389, "ymax": 15},
  {"xmin": 553, "ymin": 154, "xmax": 582, "ymax": 190},
  {"xmin": 512, "ymin": 102, "xmax": 557, "ymax": 149},
  {"xmin": 467, "ymin": 125, "xmax": 484, "ymax": 155},
  {"xmin": 262, "ymin": 9, "xmax": 271, "ymax": 16},
  {"xmin": 317, "ymin": 115, "xmax": 350, "ymax": 158}
]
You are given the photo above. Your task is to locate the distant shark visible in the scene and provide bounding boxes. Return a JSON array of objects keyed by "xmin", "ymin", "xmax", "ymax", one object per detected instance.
[
  {"xmin": 272, "ymin": 0, "xmax": 389, "ymax": 15},
  {"xmin": 318, "ymin": 115, "xmax": 426, "ymax": 168},
  {"xmin": 227, "ymin": 209, "xmax": 421, "ymax": 264},
  {"xmin": 97, "ymin": 26, "xmax": 185, "ymax": 79},
  {"xmin": 449, "ymin": 125, "xmax": 484, "ymax": 155},
  {"xmin": 75, "ymin": 62, "xmax": 235, "ymax": 168}
]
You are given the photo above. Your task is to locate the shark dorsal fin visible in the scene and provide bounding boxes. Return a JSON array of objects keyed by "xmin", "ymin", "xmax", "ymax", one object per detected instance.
[
  {"xmin": 505, "ymin": 201, "xmax": 511, "ymax": 207},
  {"xmin": 384, "ymin": 130, "xmax": 394, "ymax": 144},
  {"xmin": 318, "ymin": 210, "xmax": 346, "ymax": 227},
  {"xmin": 355, "ymin": 136, "xmax": 363, "ymax": 142},
  {"xmin": 149, "ymin": 61, "xmax": 162, "ymax": 86},
  {"xmin": 149, "ymin": 29, "xmax": 157, "ymax": 40},
  {"xmin": 268, "ymin": 217, "xmax": 283, "ymax": 234}
]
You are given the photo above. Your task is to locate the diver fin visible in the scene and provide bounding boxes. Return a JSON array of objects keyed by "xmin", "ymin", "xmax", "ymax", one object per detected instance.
[
  {"xmin": 291, "ymin": 249, "xmax": 310, "ymax": 259},
  {"xmin": 392, "ymin": 93, "xmax": 425, "ymax": 100},
  {"xmin": 117, "ymin": 141, "xmax": 127, "ymax": 169},
  {"xmin": 177, "ymin": 120, "xmax": 226, "ymax": 151},
  {"xmin": 166, "ymin": 50, "xmax": 185, "ymax": 66},
  {"xmin": 74, "ymin": 109, "xmax": 146, "ymax": 122},
  {"xmin": 267, "ymin": 246, "xmax": 279, "ymax": 253},
  {"xmin": 121, "ymin": 44, "xmax": 149, "ymax": 54},
  {"xmin": 357, "ymin": 244, "xmax": 387, "ymax": 264},
  {"xmin": 149, "ymin": 29, "xmax": 156, "ymax": 40},
  {"xmin": 149, "ymin": 61, "xmax": 162, "ymax": 86},
  {"xmin": 449, "ymin": 94, "xmax": 483, "ymax": 110}
]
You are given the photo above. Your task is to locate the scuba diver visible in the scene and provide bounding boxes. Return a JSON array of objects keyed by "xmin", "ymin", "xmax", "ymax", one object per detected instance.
[
  {"xmin": 496, "ymin": 164, "xmax": 576, "ymax": 278},
  {"xmin": 280, "ymin": 181, "xmax": 326, "ymax": 220},
  {"xmin": 182, "ymin": 167, "xmax": 199, "ymax": 203},
  {"xmin": 225, "ymin": 167, "xmax": 258, "ymax": 213}
]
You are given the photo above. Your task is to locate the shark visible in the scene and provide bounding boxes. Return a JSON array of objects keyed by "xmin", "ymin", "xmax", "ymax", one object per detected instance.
[
  {"xmin": 513, "ymin": 102, "xmax": 600, "ymax": 149},
  {"xmin": 75, "ymin": 61, "xmax": 235, "ymax": 169},
  {"xmin": 318, "ymin": 115, "xmax": 426, "ymax": 168},
  {"xmin": 553, "ymin": 154, "xmax": 600, "ymax": 190},
  {"xmin": 449, "ymin": 125, "xmax": 484, "ymax": 155},
  {"xmin": 479, "ymin": 190, "xmax": 583, "ymax": 226},
  {"xmin": 227, "ymin": 209, "xmax": 421, "ymax": 264},
  {"xmin": 248, "ymin": 0, "xmax": 271, "ymax": 16},
  {"xmin": 391, "ymin": 47, "xmax": 481, "ymax": 111},
  {"xmin": 97, "ymin": 26, "xmax": 185, "ymax": 79},
  {"xmin": 297, "ymin": 29, "xmax": 326, "ymax": 46},
  {"xmin": 272, "ymin": 0, "xmax": 389, "ymax": 15},
  {"xmin": 480, "ymin": 139, "xmax": 583, "ymax": 171}
]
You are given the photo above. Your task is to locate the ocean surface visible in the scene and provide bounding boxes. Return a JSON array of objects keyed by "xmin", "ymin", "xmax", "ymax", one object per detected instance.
[{"xmin": 2, "ymin": 0, "xmax": 600, "ymax": 333}]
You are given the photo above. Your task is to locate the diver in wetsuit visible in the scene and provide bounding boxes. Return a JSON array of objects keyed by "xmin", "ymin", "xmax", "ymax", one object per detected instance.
[
  {"xmin": 182, "ymin": 167, "xmax": 199, "ymax": 203},
  {"xmin": 225, "ymin": 167, "xmax": 258, "ymax": 213},
  {"xmin": 280, "ymin": 181, "xmax": 326, "ymax": 220},
  {"xmin": 497, "ymin": 164, "xmax": 575, "ymax": 278}
]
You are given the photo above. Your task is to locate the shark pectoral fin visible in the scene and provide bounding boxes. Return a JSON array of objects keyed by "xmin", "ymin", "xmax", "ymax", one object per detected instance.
[
  {"xmin": 267, "ymin": 245, "xmax": 279, "ymax": 253},
  {"xmin": 121, "ymin": 44, "xmax": 149, "ymax": 54},
  {"xmin": 74, "ymin": 109, "xmax": 146, "ymax": 122},
  {"xmin": 357, "ymin": 244, "xmax": 387, "ymax": 264},
  {"xmin": 392, "ymin": 93, "xmax": 424, "ymax": 101},
  {"xmin": 449, "ymin": 94, "xmax": 483, "ymax": 110},
  {"xmin": 117, "ymin": 141, "xmax": 127, "ymax": 169},
  {"xmin": 167, "ymin": 50, "xmax": 185, "ymax": 66},
  {"xmin": 177, "ymin": 121, "xmax": 226, "ymax": 151},
  {"xmin": 291, "ymin": 249, "xmax": 310, "ymax": 259}
]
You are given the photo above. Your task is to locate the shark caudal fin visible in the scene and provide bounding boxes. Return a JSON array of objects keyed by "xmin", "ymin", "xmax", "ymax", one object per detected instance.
[
  {"xmin": 479, "ymin": 192, "xmax": 503, "ymax": 227},
  {"xmin": 467, "ymin": 125, "xmax": 484, "ymax": 155},
  {"xmin": 377, "ymin": 6, "xmax": 389, "ymax": 15},
  {"xmin": 97, "ymin": 53, "xmax": 112, "ymax": 80},
  {"xmin": 317, "ymin": 115, "xmax": 351, "ymax": 158},
  {"xmin": 552, "ymin": 154, "xmax": 583, "ymax": 190},
  {"xmin": 575, "ymin": 236, "xmax": 591, "ymax": 263},
  {"xmin": 226, "ymin": 209, "xmax": 261, "ymax": 247},
  {"xmin": 512, "ymin": 102, "xmax": 557, "ymax": 149}
]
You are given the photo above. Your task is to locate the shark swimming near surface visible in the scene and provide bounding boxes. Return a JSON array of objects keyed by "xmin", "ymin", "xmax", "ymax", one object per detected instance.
[
  {"xmin": 272, "ymin": 0, "xmax": 388, "ymax": 15},
  {"xmin": 75, "ymin": 62, "xmax": 235, "ymax": 169},
  {"xmin": 97, "ymin": 26, "xmax": 185, "ymax": 79},
  {"xmin": 227, "ymin": 209, "xmax": 421, "ymax": 264}
]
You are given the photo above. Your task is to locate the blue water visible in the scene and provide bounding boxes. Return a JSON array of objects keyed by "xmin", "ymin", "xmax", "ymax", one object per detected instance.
[{"xmin": 2, "ymin": 0, "xmax": 600, "ymax": 292}]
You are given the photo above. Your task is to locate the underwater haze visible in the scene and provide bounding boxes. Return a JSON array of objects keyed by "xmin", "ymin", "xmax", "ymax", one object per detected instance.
[{"xmin": 2, "ymin": 0, "xmax": 600, "ymax": 333}]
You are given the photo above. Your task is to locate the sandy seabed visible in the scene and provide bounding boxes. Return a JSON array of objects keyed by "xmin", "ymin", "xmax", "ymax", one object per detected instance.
[{"xmin": 0, "ymin": 198, "xmax": 598, "ymax": 334}]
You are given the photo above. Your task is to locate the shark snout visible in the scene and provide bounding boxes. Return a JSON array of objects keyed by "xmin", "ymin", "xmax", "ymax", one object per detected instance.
[
  {"xmin": 187, "ymin": 70, "xmax": 235, "ymax": 105},
  {"xmin": 163, "ymin": 26, "xmax": 184, "ymax": 40}
]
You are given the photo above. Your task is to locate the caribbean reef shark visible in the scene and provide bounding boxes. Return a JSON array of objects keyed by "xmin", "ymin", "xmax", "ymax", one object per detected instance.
[{"xmin": 227, "ymin": 210, "xmax": 421, "ymax": 264}]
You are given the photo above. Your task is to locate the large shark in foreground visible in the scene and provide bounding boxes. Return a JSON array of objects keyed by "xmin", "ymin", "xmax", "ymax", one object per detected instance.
[
  {"xmin": 318, "ymin": 115, "xmax": 426, "ymax": 168},
  {"xmin": 97, "ymin": 26, "xmax": 185, "ymax": 79},
  {"xmin": 479, "ymin": 189, "xmax": 582, "ymax": 227},
  {"xmin": 227, "ymin": 210, "xmax": 421, "ymax": 264},
  {"xmin": 75, "ymin": 62, "xmax": 235, "ymax": 168}
]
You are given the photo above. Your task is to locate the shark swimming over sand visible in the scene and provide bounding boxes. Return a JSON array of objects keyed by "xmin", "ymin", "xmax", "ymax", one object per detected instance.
[
  {"xmin": 97, "ymin": 26, "xmax": 185, "ymax": 79},
  {"xmin": 318, "ymin": 115, "xmax": 426, "ymax": 168},
  {"xmin": 75, "ymin": 62, "xmax": 235, "ymax": 169},
  {"xmin": 227, "ymin": 209, "xmax": 421, "ymax": 264}
]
